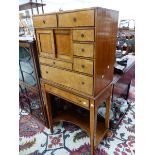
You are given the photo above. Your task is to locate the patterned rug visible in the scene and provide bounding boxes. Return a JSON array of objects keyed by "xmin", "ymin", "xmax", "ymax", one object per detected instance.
[{"xmin": 19, "ymin": 100, "xmax": 135, "ymax": 155}]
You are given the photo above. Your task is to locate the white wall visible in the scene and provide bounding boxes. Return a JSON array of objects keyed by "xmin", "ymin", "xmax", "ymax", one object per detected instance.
[{"xmin": 42, "ymin": 0, "xmax": 136, "ymax": 22}]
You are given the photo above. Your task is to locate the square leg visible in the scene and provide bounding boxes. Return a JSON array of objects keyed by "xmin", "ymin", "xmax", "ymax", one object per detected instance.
[
  {"xmin": 90, "ymin": 100, "xmax": 97, "ymax": 155},
  {"xmin": 41, "ymin": 82, "xmax": 53, "ymax": 133}
]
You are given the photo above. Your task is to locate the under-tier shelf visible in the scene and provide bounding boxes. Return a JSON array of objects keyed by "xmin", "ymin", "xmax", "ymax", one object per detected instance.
[{"xmin": 53, "ymin": 108, "xmax": 108, "ymax": 147}]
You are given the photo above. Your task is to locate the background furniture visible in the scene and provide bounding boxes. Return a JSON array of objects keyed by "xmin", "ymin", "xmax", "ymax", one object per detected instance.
[
  {"xmin": 19, "ymin": 0, "xmax": 46, "ymax": 15},
  {"xmin": 33, "ymin": 7, "xmax": 118, "ymax": 155},
  {"xmin": 111, "ymin": 55, "xmax": 135, "ymax": 129},
  {"xmin": 113, "ymin": 55, "xmax": 135, "ymax": 99},
  {"xmin": 19, "ymin": 37, "xmax": 48, "ymax": 126},
  {"xmin": 19, "ymin": 0, "xmax": 46, "ymax": 36},
  {"xmin": 116, "ymin": 28, "xmax": 135, "ymax": 54}
]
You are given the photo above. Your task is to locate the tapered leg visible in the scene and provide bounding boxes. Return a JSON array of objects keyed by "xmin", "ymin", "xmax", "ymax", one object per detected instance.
[
  {"xmin": 90, "ymin": 100, "xmax": 97, "ymax": 155},
  {"xmin": 41, "ymin": 82, "xmax": 53, "ymax": 133},
  {"xmin": 105, "ymin": 95, "xmax": 111, "ymax": 129}
]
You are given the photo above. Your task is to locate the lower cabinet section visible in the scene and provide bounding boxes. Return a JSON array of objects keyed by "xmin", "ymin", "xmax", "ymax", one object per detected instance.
[{"xmin": 40, "ymin": 65, "xmax": 93, "ymax": 95}]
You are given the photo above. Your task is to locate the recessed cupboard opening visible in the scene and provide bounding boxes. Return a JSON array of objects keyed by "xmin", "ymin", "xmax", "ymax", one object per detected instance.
[{"xmin": 54, "ymin": 29, "xmax": 73, "ymax": 61}]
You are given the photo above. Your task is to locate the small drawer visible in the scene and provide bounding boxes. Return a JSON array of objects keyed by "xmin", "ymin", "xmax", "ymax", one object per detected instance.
[
  {"xmin": 32, "ymin": 14, "xmax": 57, "ymax": 28},
  {"xmin": 73, "ymin": 29, "xmax": 94, "ymax": 41},
  {"xmin": 39, "ymin": 57, "xmax": 72, "ymax": 70},
  {"xmin": 58, "ymin": 10, "xmax": 94, "ymax": 27},
  {"xmin": 73, "ymin": 43, "xmax": 94, "ymax": 58},
  {"xmin": 44, "ymin": 84, "xmax": 89, "ymax": 109},
  {"xmin": 73, "ymin": 58, "xmax": 93, "ymax": 75}
]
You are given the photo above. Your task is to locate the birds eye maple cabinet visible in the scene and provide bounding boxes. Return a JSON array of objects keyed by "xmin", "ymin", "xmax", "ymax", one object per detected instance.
[{"xmin": 33, "ymin": 7, "xmax": 118, "ymax": 154}]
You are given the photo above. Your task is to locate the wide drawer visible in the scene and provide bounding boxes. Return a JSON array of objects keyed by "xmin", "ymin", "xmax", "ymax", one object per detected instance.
[
  {"xmin": 39, "ymin": 57, "xmax": 72, "ymax": 70},
  {"xmin": 41, "ymin": 65, "xmax": 93, "ymax": 95},
  {"xmin": 73, "ymin": 43, "xmax": 94, "ymax": 58},
  {"xmin": 73, "ymin": 58, "xmax": 93, "ymax": 75},
  {"xmin": 44, "ymin": 84, "xmax": 89, "ymax": 109},
  {"xmin": 73, "ymin": 29, "xmax": 94, "ymax": 41},
  {"xmin": 58, "ymin": 10, "xmax": 94, "ymax": 27},
  {"xmin": 32, "ymin": 14, "xmax": 57, "ymax": 28}
]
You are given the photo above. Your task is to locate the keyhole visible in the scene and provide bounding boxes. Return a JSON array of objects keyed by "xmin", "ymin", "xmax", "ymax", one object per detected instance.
[
  {"xmin": 81, "ymin": 64, "xmax": 85, "ymax": 68},
  {"xmin": 81, "ymin": 33, "xmax": 84, "ymax": 38},
  {"xmin": 82, "ymin": 82, "xmax": 85, "ymax": 85},
  {"xmin": 73, "ymin": 17, "xmax": 77, "ymax": 22},
  {"xmin": 81, "ymin": 48, "xmax": 85, "ymax": 52}
]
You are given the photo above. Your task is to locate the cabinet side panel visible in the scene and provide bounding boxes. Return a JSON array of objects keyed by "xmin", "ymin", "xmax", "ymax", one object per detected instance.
[{"xmin": 94, "ymin": 8, "xmax": 119, "ymax": 96}]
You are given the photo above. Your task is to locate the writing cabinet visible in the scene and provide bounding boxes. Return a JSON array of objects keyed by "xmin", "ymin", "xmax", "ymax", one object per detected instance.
[{"xmin": 33, "ymin": 7, "xmax": 118, "ymax": 154}]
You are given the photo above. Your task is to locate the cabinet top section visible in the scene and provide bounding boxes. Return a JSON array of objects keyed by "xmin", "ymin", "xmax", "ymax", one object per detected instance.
[{"xmin": 32, "ymin": 7, "xmax": 118, "ymax": 17}]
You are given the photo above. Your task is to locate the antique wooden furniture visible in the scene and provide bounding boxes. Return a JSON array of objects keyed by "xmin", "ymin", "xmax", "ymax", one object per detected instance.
[
  {"xmin": 19, "ymin": 37, "xmax": 48, "ymax": 126},
  {"xmin": 33, "ymin": 7, "xmax": 118, "ymax": 154},
  {"xmin": 19, "ymin": 0, "xmax": 46, "ymax": 36},
  {"xmin": 111, "ymin": 55, "xmax": 135, "ymax": 129},
  {"xmin": 113, "ymin": 55, "xmax": 135, "ymax": 100},
  {"xmin": 19, "ymin": 0, "xmax": 46, "ymax": 15}
]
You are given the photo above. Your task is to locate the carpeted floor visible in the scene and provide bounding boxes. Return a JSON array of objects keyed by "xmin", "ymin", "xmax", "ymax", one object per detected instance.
[{"xmin": 19, "ymin": 81, "xmax": 135, "ymax": 155}]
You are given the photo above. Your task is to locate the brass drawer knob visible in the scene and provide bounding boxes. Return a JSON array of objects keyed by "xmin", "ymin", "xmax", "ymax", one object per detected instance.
[
  {"xmin": 53, "ymin": 62, "xmax": 55, "ymax": 65},
  {"xmin": 81, "ymin": 64, "xmax": 85, "ymax": 68},
  {"xmin": 82, "ymin": 81, "xmax": 85, "ymax": 85},
  {"xmin": 73, "ymin": 17, "xmax": 77, "ymax": 22},
  {"xmin": 81, "ymin": 48, "xmax": 85, "ymax": 52},
  {"xmin": 43, "ymin": 20, "xmax": 46, "ymax": 24},
  {"xmin": 83, "ymin": 102, "xmax": 86, "ymax": 105},
  {"xmin": 78, "ymin": 99, "xmax": 81, "ymax": 102},
  {"xmin": 46, "ymin": 71, "xmax": 48, "ymax": 74},
  {"xmin": 81, "ymin": 33, "xmax": 85, "ymax": 38}
]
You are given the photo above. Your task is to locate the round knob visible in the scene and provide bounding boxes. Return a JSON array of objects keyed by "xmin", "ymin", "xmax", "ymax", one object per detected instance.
[
  {"xmin": 46, "ymin": 71, "xmax": 48, "ymax": 74},
  {"xmin": 81, "ymin": 81, "xmax": 85, "ymax": 85},
  {"xmin": 81, "ymin": 64, "xmax": 85, "ymax": 68},
  {"xmin": 53, "ymin": 62, "xmax": 55, "ymax": 65},
  {"xmin": 81, "ymin": 48, "xmax": 85, "ymax": 52},
  {"xmin": 81, "ymin": 33, "xmax": 84, "ymax": 38},
  {"xmin": 43, "ymin": 20, "xmax": 46, "ymax": 24},
  {"xmin": 73, "ymin": 17, "xmax": 77, "ymax": 22}
]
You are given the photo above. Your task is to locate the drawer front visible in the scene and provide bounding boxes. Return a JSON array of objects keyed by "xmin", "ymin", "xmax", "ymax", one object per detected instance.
[
  {"xmin": 33, "ymin": 14, "xmax": 57, "ymax": 28},
  {"xmin": 39, "ymin": 57, "xmax": 72, "ymax": 70},
  {"xmin": 44, "ymin": 84, "xmax": 89, "ymax": 109},
  {"xmin": 58, "ymin": 10, "xmax": 94, "ymax": 27},
  {"xmin": 73, "ymin": 58, "xmax": 93, "ymax": 75},
  {"xmin": 73, "ymin": 29, "xmax": 94, "ymax": 41},
  {"xmin": 73, "ymin": 43, "xmax": 94, "ymax": 58},
  {"xmin": 41, "ymin": 65, "xmax": 93, "ymax": 95}
]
